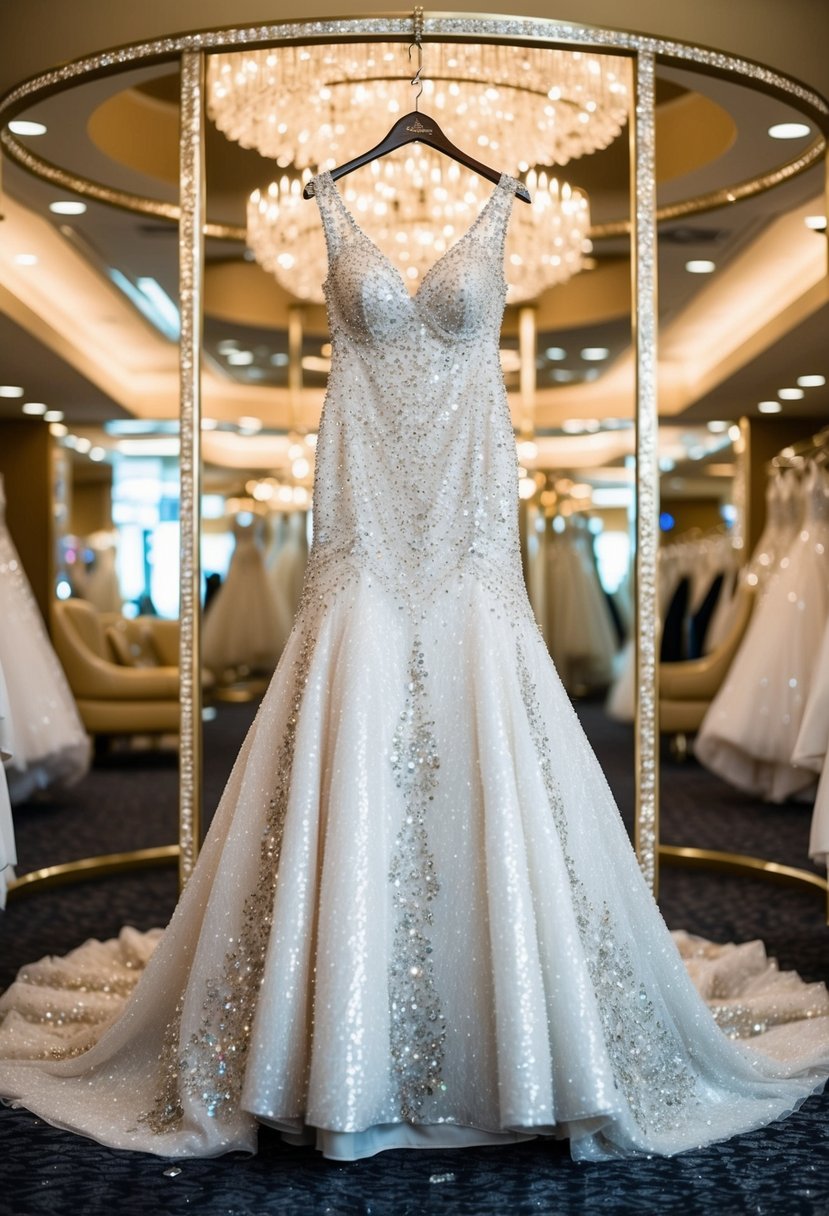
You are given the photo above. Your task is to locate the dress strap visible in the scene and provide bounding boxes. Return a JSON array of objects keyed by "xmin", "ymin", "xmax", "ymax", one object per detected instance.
[
  {"xmin": 471, "ymin": 173, "xmax": 523, "ymax": 257},
  {"xmin": 308, "ymin": 171, "xmax": 353, "ymax": 260}
]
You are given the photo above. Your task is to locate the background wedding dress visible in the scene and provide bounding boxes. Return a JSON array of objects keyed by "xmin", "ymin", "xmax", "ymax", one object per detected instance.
[
  {"xmin": 0, "ymin": 478, "xmax": 90, "ymax": 804},
  {"xmin": 0, "ymin": 172, "xmax": 825, "ymax": 1163},
  {"xmin": 202, "ymin": 516, "xmax": 284, "ymax": 676}
]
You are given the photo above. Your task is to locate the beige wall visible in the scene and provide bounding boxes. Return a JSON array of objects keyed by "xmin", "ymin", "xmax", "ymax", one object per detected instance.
[
  {"xmin": 0, "ymin": 421, "xmax": 54, "ymax": 622},
  {"xmin": 2, "ymin": 1, "xmax": 828, "ymax": 100}
]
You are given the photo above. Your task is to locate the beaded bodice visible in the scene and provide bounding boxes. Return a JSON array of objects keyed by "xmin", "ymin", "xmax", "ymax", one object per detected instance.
[{"xmin": 305, "ymin": 170, "xmax": 526, "ymax": 613}]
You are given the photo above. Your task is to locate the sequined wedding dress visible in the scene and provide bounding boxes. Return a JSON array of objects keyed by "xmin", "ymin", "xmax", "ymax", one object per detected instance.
[{"xmin": 0, "ymin": 172, "xmax": 827, "ymax": 1162}]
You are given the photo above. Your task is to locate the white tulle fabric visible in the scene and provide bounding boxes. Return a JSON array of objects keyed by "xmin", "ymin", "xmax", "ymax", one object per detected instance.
[
  {"xmin": 0, "ymin": 479, "xmax": 90, "ymax": 804},
  {"xmin": 0, "ymin": 173, "xmax": 826, "ymax": 1161},
  {"xmin": 696, "ymin": 465, "xmax": 829, "ymax": 802}
]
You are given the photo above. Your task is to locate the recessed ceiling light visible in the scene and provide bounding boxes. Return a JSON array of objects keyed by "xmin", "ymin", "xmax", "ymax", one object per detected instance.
[
  {"xmin": 22, "ymin": 401, "xmax": 47, "ymax": 415},
  {"xmin": 658, "ymin": 457, "xmax": 675, "ymax": 472},
  {"xmin": 758, "ymin": 401, "xmax": 782, "ymax": 414},
  {"xmin": 8, "ymin": 120, "xmax": 47, "ymax": 136},
  {"xmin": 0, "ymin": 385, "xmax": 24, "ymax": 398},
  {"xmin": 269, "ymin": 352, "xmax": 289, "ymax": 366},
  {"xmin": 237, "ymin": 415, "xmax": 262, "ymax": 433},
  {"xmin": 201, "ymin": 417, "xmax": 219, "ymax": 431},
  {"xmin": 580, "ymin": 347, "xmax": 610, "ymax": 361},
  {"xmin": 43, "ymin": 409, "xmax": 64, "ymax": 422},
  {"xmin": 49, "ymin": 200, "xmax": 87, "ymax": 216},
  {"xmin": 13, "ymin": 253, "xmax": 38, "ymax": 266},
  {"xmin": 545, "ymin": 346, "xmax": 567, "ymax": 361},
  {"xmin": 685, "ymin": 259, "xmax": 716, "ymax": 273},
  {"xmin": 73, "ymin": 436, "xmax": 92, "ymax": 454},
  {"xmin": 804, "ymin": 215, "xmax": 827, "ymax": 231},
  {"xmin": 707, "ymin": 420, "xmax": 730, "ymax": 433},
  {"xmin": 49, "ymin": 422, "xmax": 68, "ymax": 437},
  {"xmin": 216, "ymin": 339, "xmax": 239, "ymax": 355},
  {"xmin": 728, "ymin": 425, "xmax": 742, "ymax": 441},
  {"xmin": 797, "ymin": 374, "xmax": 826, "ymax": 387},
  {"xmin": 226, "ymin": 350, "xmax": 254, "ymax": 366},
  {"xmin": 88, "ymin": 447, "xmax": 106, "ymax": 461},
  {"xmin": 768, "ymin": 122, "xmax": 811, "ymax": 139},
  {"xmin": 551, "ymin": 369, "xmax": 576, "ymax": 383},
  {"xmin": 778, "ymin": 387, "xmax": 804, "ymax": 400}
]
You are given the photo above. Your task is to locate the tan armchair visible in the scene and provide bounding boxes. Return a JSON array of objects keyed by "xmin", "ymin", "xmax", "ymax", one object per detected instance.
[
  {"xmin": 52, "ymin": 598, "xmax": 181, "ymax": 736},
  {"xmin": 659, "ymin": 583, "xmax": 755, "ymax": 747}
]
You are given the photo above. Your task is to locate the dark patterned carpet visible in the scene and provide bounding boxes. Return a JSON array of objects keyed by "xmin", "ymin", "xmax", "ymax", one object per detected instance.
[{"xmin": 1, "ymin": 699, "xmax": 827, "ymax": 1216}]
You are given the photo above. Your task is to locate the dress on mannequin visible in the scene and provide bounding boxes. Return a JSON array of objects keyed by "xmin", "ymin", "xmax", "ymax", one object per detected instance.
[
  {"xmin": 82, "ymin": 534, "xmax": 122, "ymax": 615},
  {"xmin": 793, "ymin": 616, "xmax": 829, "ymax": 865},
  {"xmin": 0, "ymin": 172, "xmax": 826, "ymax": 1162},
  {"xmin": 0, "ymin": 478, "xmax": 90, "ymax": 804},
  {"xmin": 202, "ymin": 515, "xmax": 283, "ymax": 677},
  {"xmin": 696, "ymin": 464, "xmax": 829, "ymax": 802}
]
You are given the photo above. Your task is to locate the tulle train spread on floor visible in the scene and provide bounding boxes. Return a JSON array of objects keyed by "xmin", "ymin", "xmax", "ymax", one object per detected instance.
[{"xmin": 0, "ymin": 171, "xmax": 826, "ymax": 1161}]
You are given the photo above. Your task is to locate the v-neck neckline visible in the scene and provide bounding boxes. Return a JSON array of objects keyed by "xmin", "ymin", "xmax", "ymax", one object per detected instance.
[{"xmin": 317, "ymin": 170, "xmax": 512, "ymax": 302}]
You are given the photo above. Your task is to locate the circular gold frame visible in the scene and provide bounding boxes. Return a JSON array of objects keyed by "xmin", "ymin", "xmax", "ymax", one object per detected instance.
[{"xmin": 2, "ymin": 13, "xmax": 827, "ymax": 917}]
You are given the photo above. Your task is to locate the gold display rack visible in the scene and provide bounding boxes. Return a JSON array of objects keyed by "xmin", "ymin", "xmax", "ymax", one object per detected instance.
[{"xmin": 2, "ymin": 12, "xmax": 827, "ymax": 917}]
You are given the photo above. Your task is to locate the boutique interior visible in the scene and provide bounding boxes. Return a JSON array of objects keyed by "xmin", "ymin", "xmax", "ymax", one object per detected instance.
[{"xmin": 0, "ymin": 2, "xmax": 828, "ymax": 1212}]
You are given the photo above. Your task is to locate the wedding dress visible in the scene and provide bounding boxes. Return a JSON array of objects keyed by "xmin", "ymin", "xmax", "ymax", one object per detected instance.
[
  {"xmin": 202, "ymin": 516, "xmax": 283, "ymax": 677},
  {"xmin": 0, "ymin": 172, "xmax": 827, "ymax": 1163},
  {"xmin": 0, "ymin": 478, "xmax": 90, "ymax": 804},
  {"xmin": 0, "ymin": 660, "xmax": 16, "ymax": 908},
  {"xmin": 696, "ymin": 464, "xmax": 829, "ymax": 802}
]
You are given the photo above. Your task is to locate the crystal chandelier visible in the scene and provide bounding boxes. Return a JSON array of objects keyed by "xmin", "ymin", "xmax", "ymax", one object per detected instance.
[
  {"xmin": 247, "ymin": 149, "xmax": 591, "ymax": 304},
  {"xmin": 207, "ymin": 42, "xmax": 630, "ymax": 168}
]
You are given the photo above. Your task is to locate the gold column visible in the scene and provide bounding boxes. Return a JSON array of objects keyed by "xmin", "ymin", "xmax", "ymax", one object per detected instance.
[
  {"xmin": 178, "ymin": 50, "xmax": 205, "ymax": 888},
  {"xmin": 630, "ymin": 51, "xmax": 660, "ymax": 895}
]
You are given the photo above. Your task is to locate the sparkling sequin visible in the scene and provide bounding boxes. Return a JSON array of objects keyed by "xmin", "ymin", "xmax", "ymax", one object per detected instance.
[
  {"xmin": 515, "ymin": 642, "xmax": 699, "ymax": 1132},
  {"xmin": 388, "ymin": 638, "xmax": 446, "ymax": 1120},
  {"xmin": 139, "ymin": 633, "xmax": 315, "ymax": 1133}
]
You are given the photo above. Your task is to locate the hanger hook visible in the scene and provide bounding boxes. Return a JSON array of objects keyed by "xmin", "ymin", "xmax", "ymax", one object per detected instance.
[{"xmin": 408, "ymin": 6, "xmax": 425, "ymax": 112}]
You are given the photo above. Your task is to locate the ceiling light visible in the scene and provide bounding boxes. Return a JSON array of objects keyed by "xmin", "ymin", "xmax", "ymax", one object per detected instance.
[
  {"xmin": 516, "ymin": 439, "xmax": 538, "ymax": 461},
  {"xmin": 49, "ymin": 422, "xmax": 68, "ymax": 437},
  {"xmin": 8, "ymin": 120, "xmax": 47, "ymax": 136},
  {"xmin": 580, "ymin": 347, "xmax": 610, "ymax": 361},
  {"xmin": 728, "ymin": 425, "xmax": 742, "ymax": 441},
  {"xmin": 211, "ymin": 43, "xmax": 630, "ymax": 169},
  {"xmin": 804, "ymin": 215, "xmax": 827, "ymax": 231},
  {"xmin": 216, "ymin": 339, "xmax": 239, "ymax": 354},
  {"xmin": 658, "ymin": 457, "xmax": 675, "ymax": 472},
  {"xmin": 545, "ymin": 347, "xmax": 567, "ymax": 361},
  {"xmin": 43, "ymin": 409, "xmax": 64, "ymax": 422},
  {"xmin": 768, "ymin": 122, "xmax": 811, "ymax": 139},
  {"xmin": 0, "ymin": 386, "xmax": 24, "ymax": 398},
  {"xmin": 22, "ymin": 401, "xmax": 47, "ymax": 415},
  {"xmin": 201, "ymin": 417, "xmax": 219, "ymax": 430},
  {"xmin": 226, "ymin": 349, "xmax": 254, "ymax": 366},
  {"xmin": 49, "ymin": 200, "xmax": 87, "ymax": 215},
  {"xmin": 292, "ymin": 456, "xmax": 311, "ymax": 479},
  {"xmin": 88, "ymin": 447, "xmax": 106, "ymax": 461},
  {"xmin": 758, "ymin": 401, "xmax": 782, "ymax": 414},
  {"xmin": 269, "ymin": 352, "xmax": 289, "ymax": 366},
  {"xmin": 13, "ymin": 253, "xmax": 38, "ymax": 266},
  {"xmin": 778, "ymin": 387, "xmax": 804, "ymax": 400},
  {"xmin": 685, "ymin": 259, "xmax": 716, "ymax": 273},
  {"xmin": 561, "ymin": 420, "xmax": 586, "ymax": 434},
  {"xmin": 707, "ymin": 420, "xmax": 730, "ymax": 433},
  {"xmin": 797, "ymin": 374, "xmax": 825, "ymax": 387},
  {"xmin": 551, "ymin": 369, "xmax": 577, "ymax": 383},
  {"xmin": 237, "ymin": 415, "xmax": 262, "ymax": 433},
  {"xmin": 73, "ymin": 436, "xmax": 92, "ymax": 454}
]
